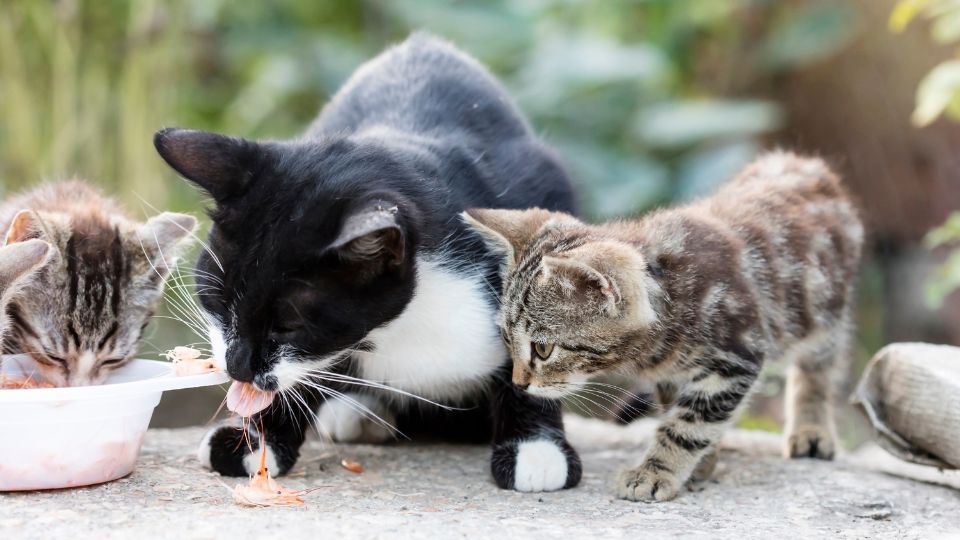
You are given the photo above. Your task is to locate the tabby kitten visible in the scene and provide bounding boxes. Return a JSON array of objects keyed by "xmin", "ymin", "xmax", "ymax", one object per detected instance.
[
  {"xmin": 0, "ymin": 240, "xmax": 52, "ymax": 350},
  {"xmin": 465, "ymin": 152, "xmax": 863, "ymax": 502},
  {"xmin": 0, "ymin": 181, "xmax": 197, "ymax": 386}
]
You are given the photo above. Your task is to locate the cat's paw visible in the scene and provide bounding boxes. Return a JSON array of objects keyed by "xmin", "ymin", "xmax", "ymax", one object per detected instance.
[
  {"xmin": 615, "ymin": 465, "xmax": 681, "ymax": 502},
  {"xmin": 197, "ymin": 424, "xmax": 295, "ymax": 477},
  {"xmin": 785, "ymin": 424, "xmax": 835, "ymax": 460},
  {"xmin": 491, "ymin": 438, "xmax": 582, "ymax": 492},
  {"xmin": 314, "ymin": 395, "xmax": 396, "ymax": 443}
]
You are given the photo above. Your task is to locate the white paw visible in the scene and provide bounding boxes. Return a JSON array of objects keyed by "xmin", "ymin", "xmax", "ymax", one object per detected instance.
[
  {"xmin": 513, "ymin": 439, "xmax": 569, "ymax": 492},
  {"xmin": 196, "ymin": 427, "xmax": 216, "ymax": 470},
  {"xmin": 315, "ymin": 394, "xmax": 396, "ymax": 443},
  {"xmin": 242, "ymin": 442, "xmax": 279, "ymax": 476}
]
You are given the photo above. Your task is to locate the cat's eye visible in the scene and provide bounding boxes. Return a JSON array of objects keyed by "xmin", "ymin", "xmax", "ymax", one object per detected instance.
[
  {"xmin": 532, "ymin": 342, "xmax": 555, "ymax": 360},
  {"xmin": 46, "ymin": 354, "xmax": 67, "ymax": 365},
  {"xmin": 101, "ymin": 357, "xmax": 126, "ymax": 367}
]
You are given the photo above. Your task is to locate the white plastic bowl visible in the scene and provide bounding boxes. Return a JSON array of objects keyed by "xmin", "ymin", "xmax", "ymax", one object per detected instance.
[{"xmin": 0, "ymin": 355, "xmax": 228, "ymax": 491}]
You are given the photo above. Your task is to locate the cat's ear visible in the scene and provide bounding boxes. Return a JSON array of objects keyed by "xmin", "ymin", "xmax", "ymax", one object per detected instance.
[
  {"xmin": 154, "ymin": 128, "xmax": 258, "ymax": 202},
  {"xmin": 0, "ymin": 239, "xmax": 52, "ymax": 297},
  {"xmin": 461, "ymin": 208, "xmax": 561, "ymax": 269},
  {"xmin": 4, "ymin": 210, "xmax": 47, "ymax": 244},
  {"xmin": 136, "ymin": 212, "xmax": 198, "ymax": 269},
  {"xmin": 542, "ymin": 254, "xmax": 621, "ymax": 316},
  {"xmin": 330, "ymin": 202, "xmax": 405, "ymax": 270}
]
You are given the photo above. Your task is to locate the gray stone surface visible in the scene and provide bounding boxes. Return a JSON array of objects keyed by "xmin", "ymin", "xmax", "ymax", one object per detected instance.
[{"xmin": 1, "ymin": 416, "xmax": 958, "ymax": 539}]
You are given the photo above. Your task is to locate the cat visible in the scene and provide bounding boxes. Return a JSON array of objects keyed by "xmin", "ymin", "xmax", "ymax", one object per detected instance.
[
  {"xmin": 0, "ymin": 180, "xmax": 197, "ymax": 386},
  {"xmin": 0, "ymin": 240, "xmax": 52, "ymax": 351},
  {"xmin": 464, "ymin": 151, "xmax": 864, "ymax": 501},
  {"xmin": 153, "ymin": 33, "xmax": 583, "ymax": 492}
]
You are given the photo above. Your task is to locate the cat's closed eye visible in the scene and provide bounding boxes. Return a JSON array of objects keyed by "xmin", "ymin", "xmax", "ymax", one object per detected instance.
[
  {"xmin": 45, "ymin": 353, "xmax": 68, "ymax": 365},
  {"xmin": 532, "ymin": 342, "xmax": 554, "ymax": 360},
  {"xmin": 100, "ymin": 357, "xmax": 126, "ymax": 367}
]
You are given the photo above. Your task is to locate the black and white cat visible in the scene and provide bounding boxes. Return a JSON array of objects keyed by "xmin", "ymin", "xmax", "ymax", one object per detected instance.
[{"xmin": 154, "ymin": 33, "xmax": 581, "ymax": 492}]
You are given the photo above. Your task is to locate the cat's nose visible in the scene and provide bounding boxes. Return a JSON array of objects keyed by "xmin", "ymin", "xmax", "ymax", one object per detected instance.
[{"xmin": 225, "ymin": 340, "xmax": 256, "ymax": 382}]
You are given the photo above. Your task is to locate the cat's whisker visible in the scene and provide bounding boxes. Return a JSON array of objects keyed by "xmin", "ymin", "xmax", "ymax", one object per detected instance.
[
  {"xmin": 134, "ymin": 195, "xmax": 226, "ymax": 273},
  {"xmin": 563, "ymin": 388, "xmax": 621, "ymax": 420},
  {"xmin": 576, "ymin": 385, "xmax": 655, "ymax": 412},
  {"xmin": 303, "ymin": 369, "xmax": 461, "ymax": 411},
  {"xmin": 575, "ymin": 387, "xmax": 650, "ymax": 419},
  {"xmin": 295, "ymin": 379, "xmax": 405, "ymax": 439}
]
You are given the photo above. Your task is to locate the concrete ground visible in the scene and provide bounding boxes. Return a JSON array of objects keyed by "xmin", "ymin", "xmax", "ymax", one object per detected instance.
[{"xmin": 2, "ymin": 416, "xmax": 958, "ymax": 540}]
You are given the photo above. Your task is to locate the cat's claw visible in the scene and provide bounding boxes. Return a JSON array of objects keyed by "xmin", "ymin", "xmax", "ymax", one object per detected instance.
[
  {"xmin": 491, "ymin": 438, "xmax": 581, "ymax": 492},
  {"xmin": 616, "ymin": 466, "xmax": 680, "ymax": 502},
  {"xmin": 785, "ymin": 424, "xmax": 835, "ymax": 460}
]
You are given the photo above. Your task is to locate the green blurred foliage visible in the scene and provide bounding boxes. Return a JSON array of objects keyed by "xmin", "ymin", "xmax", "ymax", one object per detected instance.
[
  {"xmin": 0, "ymin": 0, "xmax": 858, "ymax": 358},
  {"xmin": 891, "ymin": 0, "xmax": 960, "ymax": 305},
  {"xmin": 891, "ymin": 0, "xmax": 960, "ymax": 126}
]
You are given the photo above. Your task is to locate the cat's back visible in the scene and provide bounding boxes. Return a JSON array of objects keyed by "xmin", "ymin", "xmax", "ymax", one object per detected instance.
[
  {"xmin": 706, "ymin": 152, "xmax": 863, "ymax": 255},
  {"xmin": 309, "ymin": 32, "xmax": 530, "ymax": 140}
]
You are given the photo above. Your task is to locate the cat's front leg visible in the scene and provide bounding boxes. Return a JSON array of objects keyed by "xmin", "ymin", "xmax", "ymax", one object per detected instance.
[
  {"xmin": 489, "ymin": 371, "xmax": 582, "ymax": 492},
  {"xmin": 198, "ymin": 387, "xmax": 320, "ymax": 477},
  {"xmin": 617, "ymin": 359, "xmax": 758, "ymax": 502}
]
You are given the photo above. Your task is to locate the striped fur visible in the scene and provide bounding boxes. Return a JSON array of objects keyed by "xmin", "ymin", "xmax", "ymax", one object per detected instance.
[
  {"xmin": 465, "ymin": 152, "xmax": 864, "ymax": 502},
  {"xmin": 0, "ymin": 181, "xmax": 196, "ymax": 386}
]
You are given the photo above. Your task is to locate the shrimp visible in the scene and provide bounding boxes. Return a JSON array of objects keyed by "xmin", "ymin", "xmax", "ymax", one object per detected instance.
[
  {"xmin": 232, "ymin": 436, "xmax": 312, "ymax": 508},
  {"xmin": 163, "ymin": 346, "xmax": 220, "ymax": 376},
  {"xmin": 0, "ymin": 373, "xmax": 56, "ymax": 389}
]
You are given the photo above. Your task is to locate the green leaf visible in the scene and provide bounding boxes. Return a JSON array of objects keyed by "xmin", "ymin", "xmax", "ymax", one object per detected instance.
[
  {"xmin": 551, "ymin": 138, "xmax": 669, "ymax": 220},
  {"xmin": 890, "ymin": 0, "xmax": 930, "ymax": 33},
  {"xmin": 913, "ymin": 60, "xmax": 960, "ymax": 126},
  {"xmin": 925, "ymin": 248, "xmax": 960, "ymax": 307},
  {"xmin": 925, "ymin": 211, "xmax": 960, "ymax": 247},
  {"xmin": 632, "ymin": 99, "xmax": 781, "ymax": 150},
  {"xmin": 763, "ymin": 4, "xmax": 857, "ymax": 71}
]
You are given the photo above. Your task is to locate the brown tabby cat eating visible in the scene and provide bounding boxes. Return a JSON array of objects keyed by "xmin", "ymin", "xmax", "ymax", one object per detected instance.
[
  {"xmin": 0, "ymin": 181, "xmax": 197, "ymax": 386},
  {"xmin": 464, "ymin": 152, "xmax": 863, "ymax": 502}
]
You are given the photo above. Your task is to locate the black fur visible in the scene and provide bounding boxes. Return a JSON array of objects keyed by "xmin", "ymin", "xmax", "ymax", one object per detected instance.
[{"xmin": 155, "ymin": 33, "xmax": 580, "ymax": 490}]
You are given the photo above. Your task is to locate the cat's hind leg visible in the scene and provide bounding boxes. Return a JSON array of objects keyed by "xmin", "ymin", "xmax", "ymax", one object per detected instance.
[
  {"xmin": 314, "ymin": 393, "xmax": 397, "ymax": 444},
  {"xmin": 782, "ymin": 329, "xmax": 845, "ymax": 460}
]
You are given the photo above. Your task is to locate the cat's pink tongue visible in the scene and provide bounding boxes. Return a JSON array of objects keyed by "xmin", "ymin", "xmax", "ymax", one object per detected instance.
[{"xmin": 226, "ymin": 381, "xmax": 276, "ymax": 417}]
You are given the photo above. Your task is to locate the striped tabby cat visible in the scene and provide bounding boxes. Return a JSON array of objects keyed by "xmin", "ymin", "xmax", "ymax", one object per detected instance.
[
  {"xmin": 0, "ymin": 181, "xmax": 197, "ymax": 386},
  {"xmin": 464, "ymin": 152, "xmax": 863, "ymax": 502}
]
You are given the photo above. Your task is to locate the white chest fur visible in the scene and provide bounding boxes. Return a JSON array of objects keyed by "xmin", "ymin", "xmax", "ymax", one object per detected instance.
[{"xmin": 354, "ymin": 256, "xmax": 505, "ymax": 401}]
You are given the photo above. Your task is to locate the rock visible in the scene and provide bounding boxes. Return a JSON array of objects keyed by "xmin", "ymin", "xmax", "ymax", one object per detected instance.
[{"xmin": 1, "ymin": 417, "xmax": 957, "ymax": 539}]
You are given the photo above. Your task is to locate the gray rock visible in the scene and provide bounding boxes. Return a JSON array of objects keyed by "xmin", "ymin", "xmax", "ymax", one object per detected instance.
[{"xmin": 1, "ymin": 416, "xmax": 957, "ymax": 539}]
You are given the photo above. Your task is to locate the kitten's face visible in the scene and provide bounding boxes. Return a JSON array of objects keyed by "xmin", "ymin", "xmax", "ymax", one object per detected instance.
[
  {"xmin": 3, "ymin": 209, "xmax": 196, "ymax": 386},
  {"xmin": 155, "ymin": 129, "xmax": 418, "ymax": 392},
  {"xmin": 464, "ymin": 208, "xmax": 656, "ymax": 399}
]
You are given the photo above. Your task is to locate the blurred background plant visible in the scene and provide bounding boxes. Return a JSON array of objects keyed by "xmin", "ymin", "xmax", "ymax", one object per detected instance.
[
  {"xmin": 2, "ymin": 0, "xmax": 958, "ymax": 435},
  {"xmin": 889, "ymin": 0, "xmax": 960, "ymax": 307}
]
